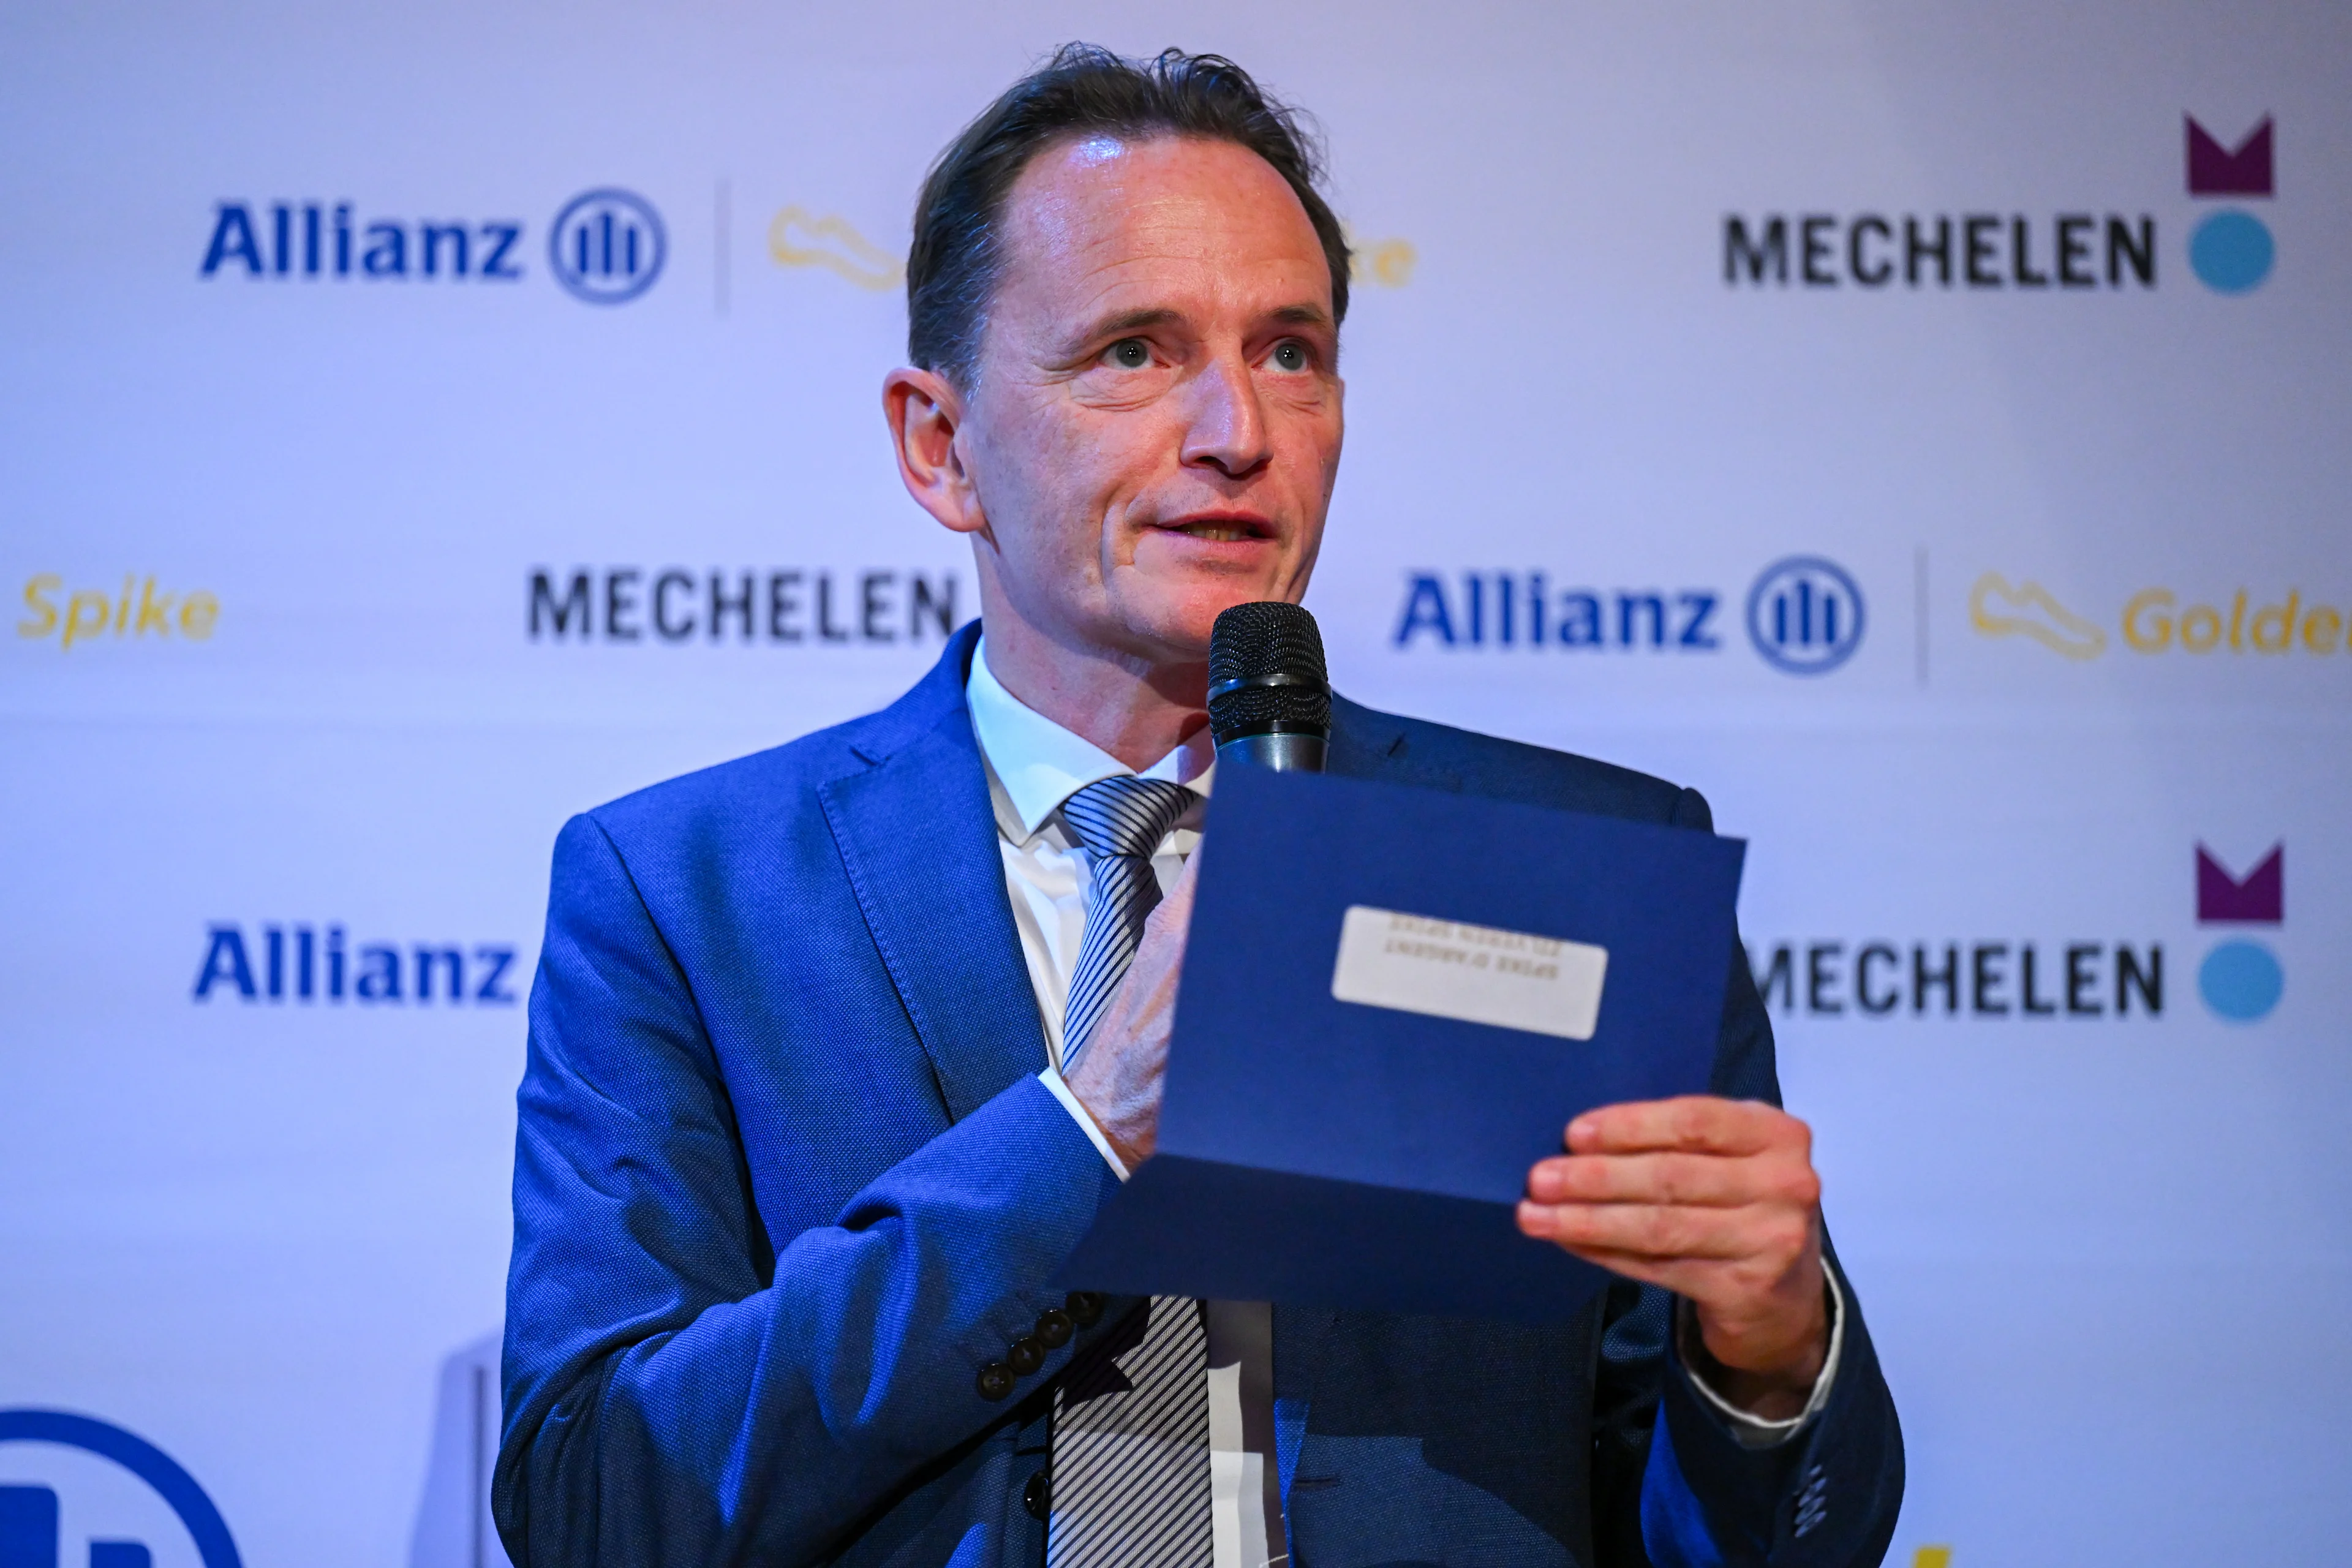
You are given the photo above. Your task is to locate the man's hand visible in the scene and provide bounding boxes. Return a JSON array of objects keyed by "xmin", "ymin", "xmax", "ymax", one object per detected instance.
[
  {"xmin": 1518, "ymin": 1097, "xmax": 1829, "ymax": 1419},
  {"xmin": 1062, "ymin": 853, "xmax": 1199, "ymax": 1168}
]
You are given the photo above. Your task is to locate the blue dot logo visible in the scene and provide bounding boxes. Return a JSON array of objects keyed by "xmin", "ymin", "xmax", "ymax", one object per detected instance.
[
  {"xmin": 2189, "ymin": 211, "xmax": 2274, "ymax": 294},
  {"xmin": 1746, "ymin": 557, "xmax": 1865, "ymax": 676},
  {"xmin": 0, "ymin": 1409, "xmax": 241, "ymax": 1568},
  {"xmin": 550, "ymin": 188, "xmax": 666, "ymax": 305},
  {"xmin": 2198, "ymin": 940, "xmax": 2282, "ymax": 1022}
]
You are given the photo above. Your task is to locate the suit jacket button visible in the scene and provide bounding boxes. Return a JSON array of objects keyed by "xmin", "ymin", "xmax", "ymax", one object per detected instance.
[
  {"xmin": 1023, "ymin": 1469, "xmax": 1052, "ymax": 1520},
  {"xmin": 976, "ymin": 1362, "xmax": 1015, "ymax": 1401},
  {"xmin": 1034, "ymin": 1308, "xmax": 1074, "ymax": 1349},
  {"xmin": 1007, "ymin": 1336, "xmax": 1046, "ymax": 1376},
  {"xmin": 1066, "ymin": 1291, "xmax": 1104, "ymax": 1327}
]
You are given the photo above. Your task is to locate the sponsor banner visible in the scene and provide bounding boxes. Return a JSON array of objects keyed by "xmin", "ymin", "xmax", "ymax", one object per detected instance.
[{"xmin": 2, "ymin": 4, "xmax": 2348, "ymax": 1567}]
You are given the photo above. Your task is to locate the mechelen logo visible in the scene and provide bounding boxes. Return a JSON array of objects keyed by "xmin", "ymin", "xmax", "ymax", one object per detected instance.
[
  {"xmin": 1722, "ymin": 110, "xmax": 2274, "ymax": 296},
  {"xmin": 2196, "ymin": 843, "xmax": 2282, "ymax": 1021},
  {"xmin": 0, "ymin": 1409, "xmax": 241, "ymax": 1568},
  {"xmin": 192, "ymin": 922, "xmax": 519, "ymax": 1006},
  {"xmin": 529, "ymin": 566, "xmax": 962, "ymax": 646},
  {"xmin": 1751, "ymin": 933, "xmax": 2165, "ymax": 1022},
  {"xmin": 198, "ymin": 187, "xmax": 665, "ymax": 302},
  {"xmin": 1393, "ymin": 556, "xmax": 1863, "ymax": 675},
  {"xmin": 2185, "ymin": 115, "xmax": 2273, "ymax": 293},
  {"xmin": 1750, "ymin": 840, "xmax": 2286, "ymax": 1025}
]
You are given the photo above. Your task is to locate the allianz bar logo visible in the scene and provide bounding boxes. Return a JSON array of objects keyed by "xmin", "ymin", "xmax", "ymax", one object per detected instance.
[
  {"xmin": 198, "ymin": 187, "xmax": 666, "ymax": 303},
  {"xmin": 1392, "ymin": 556, "xmax": 1864, "ymax": 676},
  {"xmin": 1722, "ymin": 113, "xmax": 2275, "ymax": 295},
  {"xmin": 2, "ymin": 1409, "xmax": 239, "ymax": 1568},
  {"xmin": 1751, "ymin": 841, "xmax": 2286, "ymax": 1024},
  {"xmin": 529, "ymin": 566, "xmax": 962, "ymax": 646}
]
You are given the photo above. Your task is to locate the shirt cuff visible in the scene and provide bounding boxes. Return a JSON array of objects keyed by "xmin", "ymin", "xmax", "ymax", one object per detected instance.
[
  {"xmin": 1039, "ymin": 1068, "xmax": 1130, "ymax": 1181},
  {"xmin": 1679, "ymin": 1257, "xmax": 1846, "ymax": 1450}
]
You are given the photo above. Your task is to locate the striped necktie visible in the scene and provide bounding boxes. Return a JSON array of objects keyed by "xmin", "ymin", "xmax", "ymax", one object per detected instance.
[{"xmin": 1048, "ymin": 774, "xmax": 1212, "ymax": 1568}]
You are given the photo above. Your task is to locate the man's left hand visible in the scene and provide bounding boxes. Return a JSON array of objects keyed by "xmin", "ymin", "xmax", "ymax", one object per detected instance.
[{"xmin": 1518, "ymin": 1096, "xmax": 1828, "ymax": 1419}]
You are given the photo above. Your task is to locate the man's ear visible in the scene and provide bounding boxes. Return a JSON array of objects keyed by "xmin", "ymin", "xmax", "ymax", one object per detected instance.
[{"xmin": 883, "ymin": 367, "xmax": 988, "ymax": 539}]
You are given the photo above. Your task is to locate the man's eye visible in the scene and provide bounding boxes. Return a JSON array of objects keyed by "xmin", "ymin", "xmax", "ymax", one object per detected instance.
[
  {"xmin": 1270, "ymin": 341, "xmax": 1310, "ymax": 372},
  {"xmin": 1107, "ymin": 339, "xmax": 1151, "ymax": 369}
]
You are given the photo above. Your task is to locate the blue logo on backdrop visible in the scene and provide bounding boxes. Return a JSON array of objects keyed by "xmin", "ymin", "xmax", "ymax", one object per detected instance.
[
  {"xmin": 190, "ymin": 922, "xmax": 520, "ymax": 1005},
  {"xmin": 0, "ymin": 1409, "xmax": 241, "ymax": 1568},
  {"xmin": 550, "ymin": 189, "xmax": 666, "ymax": 304},
  {"xmin": 199, "ymin": 202, "xmax": 525, "ymax": 282},
  {"xmin": 1746, "ymin": 556, "xmax": 1864, "ymax": 674},
  {"xmin": 2188, "ymin": 211, "xmax": 2273, "ymax": 295}
]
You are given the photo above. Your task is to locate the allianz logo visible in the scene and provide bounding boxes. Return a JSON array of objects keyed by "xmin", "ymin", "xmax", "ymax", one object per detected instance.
[
  {"xmin": 1970, "ymin": 573, "xmax": 2351, "ymax": 660},
  {"xmin": 1393, "ymin": 557, "xmax": 1866, "ymax": 676},
  {"xmin": 198, "ymin": 187, "xmax": 665, "ymax": 303},
  {"xmin": 193, "ymin": 922, "xmax": 521, "ymax": 1005},
  {"xmin": 0, "ymin": 1410, "xmax": 239, "ymax": 1568}
]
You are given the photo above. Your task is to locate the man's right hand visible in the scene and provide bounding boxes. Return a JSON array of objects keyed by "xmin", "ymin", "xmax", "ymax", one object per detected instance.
[{"xmin": 1062, "ymin": 851, "xmax": 1200, "ymax": 1168}]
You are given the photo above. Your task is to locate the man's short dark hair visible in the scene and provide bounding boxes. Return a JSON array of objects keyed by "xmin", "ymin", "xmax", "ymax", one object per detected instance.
[{"xmin": 907, "ymin": 43, "xmax": 1351, "ymax": 390}]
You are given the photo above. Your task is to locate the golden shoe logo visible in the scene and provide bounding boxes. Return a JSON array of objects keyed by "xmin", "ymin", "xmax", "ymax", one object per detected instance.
[
  {"xmin": 767, "ymin": 206, "xmax": 903, "ymax": 290},
  {"xmin": 19, "ymin": 573, "xmax": 219, "ymax": 649},
  {"xmin": 1969, "ymin": 574, "xmax": 2105, "ymax": 659},
  {"xmin": 1970, "ymin": 574, "xmax": 2348, "ymax": 660}
]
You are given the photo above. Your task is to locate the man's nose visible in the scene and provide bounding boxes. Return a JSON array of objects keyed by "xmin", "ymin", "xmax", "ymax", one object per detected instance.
[{"xmin": 1179, "ymin": 351, "xmax": 1273, "ymax": 479}]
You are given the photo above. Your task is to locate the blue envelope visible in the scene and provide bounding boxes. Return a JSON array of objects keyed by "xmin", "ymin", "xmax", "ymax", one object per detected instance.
[{"xmin": 1058, "ymin": 764, "xmax": 1746, "ymax": 1322}]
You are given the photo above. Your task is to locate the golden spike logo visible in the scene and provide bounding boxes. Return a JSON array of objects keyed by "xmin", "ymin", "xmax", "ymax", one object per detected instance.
[
  {"xmin": 768, "ymin": 206, "xmax": 904, "ymax": 290},
  {"xmin": 1969, "ymin": 573, "xmax": 2106, "ymax": 659},
  {"xmin": 1341, "ymin": 223, "xmax": 1417, "ymax": 287},
  {"xmin": 1354, "ymin": 238, "xmax": 1417, "ymax": 287}
]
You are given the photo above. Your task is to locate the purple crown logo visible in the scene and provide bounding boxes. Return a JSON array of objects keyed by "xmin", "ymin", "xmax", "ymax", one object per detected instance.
[
  {"xmin": 2187, "ymin": 115, "xmax": 2274, "ymax": 198},
  {"xmin": 2196, "ymin": 843, "xmax": 2282, "ymax": 924}
]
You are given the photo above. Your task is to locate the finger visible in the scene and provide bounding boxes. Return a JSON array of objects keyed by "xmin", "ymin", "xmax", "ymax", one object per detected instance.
[
  {"xmin": 1514, "ymin": 1199, "xmax": 1756, "ymax": 1261},
  {"xmin": 1534, "ymin": 1242, "xmax": 1719, "ymax": 1300},
  {"xmin": 1566, "ymin": 1096, "xmax": 1799, "ymax": 1158},
  {"xmin": 1525, "ymin": 1152, "xmax": 1758, "ymax": 1208}
]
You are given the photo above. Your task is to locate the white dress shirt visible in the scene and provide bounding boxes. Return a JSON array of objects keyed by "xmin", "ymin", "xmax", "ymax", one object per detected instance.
[
  {"xmin": 961, "ymin": 640, "xmax": 1841, "ymax": 1565},
  {"xmin": 964, "ymin": 644, "xmax": 1287, "ymax": 1566}
]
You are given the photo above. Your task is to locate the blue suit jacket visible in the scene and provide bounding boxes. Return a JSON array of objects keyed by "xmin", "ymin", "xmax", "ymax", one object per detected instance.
[{"xmin": 497, "ymin": 623, "xmax": 1902, "ymax": 1567}]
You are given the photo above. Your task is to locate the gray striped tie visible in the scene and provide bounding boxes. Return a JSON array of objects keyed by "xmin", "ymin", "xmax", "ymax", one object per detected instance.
[{"xmin": 1049, "ymin": 774, "xmax": 1211, "ymax": 1568}]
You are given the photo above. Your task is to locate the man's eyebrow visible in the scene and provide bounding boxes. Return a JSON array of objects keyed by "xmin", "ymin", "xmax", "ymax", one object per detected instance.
[
  {"xmin": 1270, "ymin": 303, "xmax": 1335, "ymax": 330},
  {"xmin": 1054, "ymin": 307, "xmax": 1182, "ymax": 360}
]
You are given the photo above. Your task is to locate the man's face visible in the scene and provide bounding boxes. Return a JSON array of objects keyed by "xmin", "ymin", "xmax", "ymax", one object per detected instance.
[{"xmin": 957, "ymin": 134, "xmax": 1344, "ymax": 665}]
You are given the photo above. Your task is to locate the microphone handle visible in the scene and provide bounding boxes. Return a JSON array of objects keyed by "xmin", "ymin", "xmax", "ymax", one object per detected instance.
[{"xmin": 1215, "ymin": 732, "xmax": 1327, "ymax": 773}]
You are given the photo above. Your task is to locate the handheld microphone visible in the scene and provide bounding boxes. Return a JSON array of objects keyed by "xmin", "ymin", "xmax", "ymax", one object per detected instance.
[{"xmin": 1208, "ymin": 601, "xmax": 1330, "ymax": 773}]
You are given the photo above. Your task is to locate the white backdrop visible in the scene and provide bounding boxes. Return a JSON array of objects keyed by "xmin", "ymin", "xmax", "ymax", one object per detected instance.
[{"xmin": 3, "ymin": 2, "xmax": 2346, "ymax": 1564}]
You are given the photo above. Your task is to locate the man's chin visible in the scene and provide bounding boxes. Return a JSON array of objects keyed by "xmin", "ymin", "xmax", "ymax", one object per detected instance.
[{"xmin": 1111, "ymin": 577, "xmax": 1300, "ymax": 665}]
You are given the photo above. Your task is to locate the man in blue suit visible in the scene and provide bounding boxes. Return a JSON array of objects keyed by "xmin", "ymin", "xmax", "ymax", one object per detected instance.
[{"xmin": 497, "ymin": 45, "xmax": 1901, "ymax": 1568}]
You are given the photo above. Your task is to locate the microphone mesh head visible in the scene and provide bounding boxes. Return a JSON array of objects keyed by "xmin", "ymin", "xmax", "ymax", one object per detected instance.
[{"xmin": 1208, "ymin": 602, "xmax": 1330, "ymax": 743}]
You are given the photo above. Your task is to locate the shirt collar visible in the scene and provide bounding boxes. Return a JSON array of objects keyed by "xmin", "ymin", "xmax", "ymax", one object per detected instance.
[{"xmin": 966, "ymin": 636, "xmax": 1213, "ymax": 841}]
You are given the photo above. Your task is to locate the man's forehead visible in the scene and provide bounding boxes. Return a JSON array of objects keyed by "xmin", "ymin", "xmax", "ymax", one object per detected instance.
[{"xmin": 997, "ymin": 134, "xmax": 1329, "ymax": 313}]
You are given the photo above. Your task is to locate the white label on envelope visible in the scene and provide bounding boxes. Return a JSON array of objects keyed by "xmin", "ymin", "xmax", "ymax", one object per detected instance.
[{"xmin": 1329, "ymin": 905, "xmax": 1608, "ymax": 1041}]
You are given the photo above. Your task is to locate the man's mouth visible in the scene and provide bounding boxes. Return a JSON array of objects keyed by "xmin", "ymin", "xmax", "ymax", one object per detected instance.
[{"xmin": 1159, "ymin": 516, "xmax": 1272, "ymax": 544}]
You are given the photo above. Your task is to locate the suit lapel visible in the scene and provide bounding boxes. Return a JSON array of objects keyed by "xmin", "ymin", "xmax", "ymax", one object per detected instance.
[
  {"xmin": 1325, "ymin": 693, "xmax": 1461, "ymax": 794},
  {"xmin": 820, "ymin": 636, "xmax": 1049, "ymax": 1123}
]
